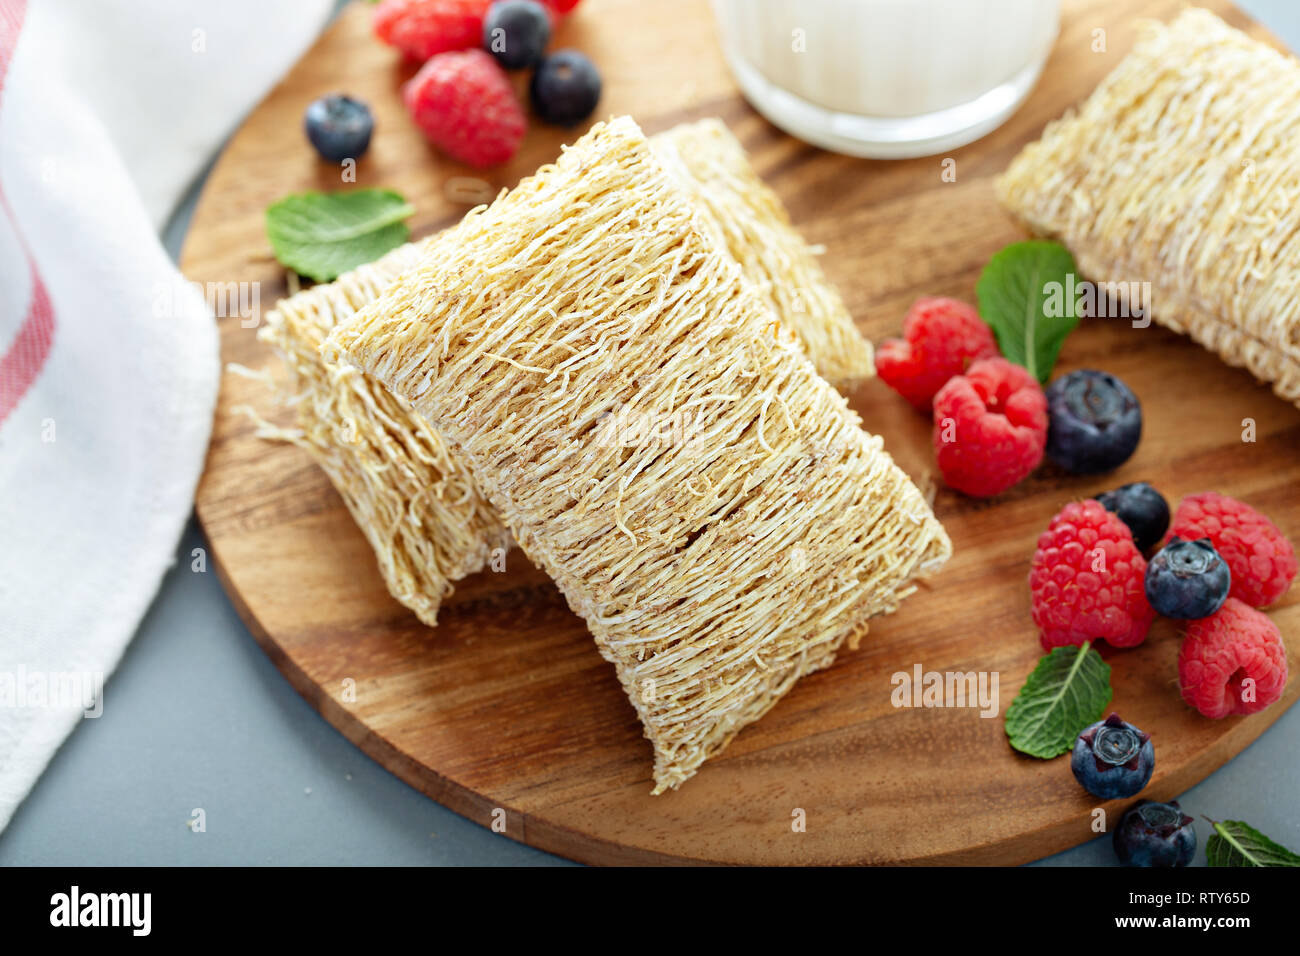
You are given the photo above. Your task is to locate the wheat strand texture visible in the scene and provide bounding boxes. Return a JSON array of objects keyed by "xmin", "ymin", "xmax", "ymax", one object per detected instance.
[
  {"xmin": 997, "ymin": 8, "xmax": 1300, "ymax": 408},
  {"xmin": 258, "ymin": 239, "xmax": 510, "ymax": 627},
  {"xmin": 260, "ymin": 119, "xmax": 872, "ymax": 627},
  {"xmin": 326, "ymin": 117, "xmax": 950, "ymax": 791},
  {"xmin": 651, "ymin": 118, "xmax": 874, "ymax": 388}
]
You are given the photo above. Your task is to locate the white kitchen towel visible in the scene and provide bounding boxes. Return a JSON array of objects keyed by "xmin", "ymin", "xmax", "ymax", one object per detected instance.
[{"xmin": 0, "ymin": 0, "xmax": 332, "ymax": 832}]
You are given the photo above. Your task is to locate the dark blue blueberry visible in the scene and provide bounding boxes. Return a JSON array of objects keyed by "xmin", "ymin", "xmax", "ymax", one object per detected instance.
[
  {"xmin": 1113, "ymin": 800, "xmax": 1197, "ymax": 867},
  {"xmin": 1095, "ymin": 481, "xmax": 1170, "ymax": 553},
  {"xmin": 304, "ymin": 94, "xmax": 373, "ymax": 163},
  {"xmin": 1145, "ymin": 536, "xmax": 1231, "ymax": 619},
  {"xmin": 1045, "ymin": 369, "xmax": 1142, "ymax": 474},
  {"xmin": 530, "ymin": 49, "xmax": 602, "ymax": 126},
  {"xmin": 1071, "ymin": 713, "xmax": 1154, "ymax": 800},
  {"xmin": 483, "ymin": 0, "xmax": 551, "ymax": 70}
]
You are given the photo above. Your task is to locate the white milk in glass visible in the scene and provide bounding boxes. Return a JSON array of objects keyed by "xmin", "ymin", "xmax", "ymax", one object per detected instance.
[{"xmin": 712, "ymin": 0, "xmax": 1061, "ymax": 158}]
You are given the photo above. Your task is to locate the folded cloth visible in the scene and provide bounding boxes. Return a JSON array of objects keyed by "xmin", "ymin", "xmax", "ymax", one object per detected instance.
[{"xmin": 0, "ymin": 0, "xmax": 330, "ymax": 832}]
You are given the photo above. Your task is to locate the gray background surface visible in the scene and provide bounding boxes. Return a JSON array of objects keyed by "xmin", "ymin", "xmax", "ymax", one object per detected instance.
[{"xmin": 1, "ymin": 0, "xmax": 1297, "ymax": 866}]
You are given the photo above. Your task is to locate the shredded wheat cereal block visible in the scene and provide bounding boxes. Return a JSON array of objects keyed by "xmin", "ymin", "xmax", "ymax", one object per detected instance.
[
  {"xmin": 997, "ymin": 8, "xmax": 1300, "ymax": 409},
  {"xmin": 325, "ymin": 117, "xmax": 950, "ymax": 791},
  {"xmin": 651, "ymin": 119, "xmax": 874, "ymax": 388},
  {"xmin": 260, "ymin": 119, "xmax": 871, "ymax": 628},
  {"xmin": 257, "ymin": 239, "xmax": 510, "ymax": 628}
]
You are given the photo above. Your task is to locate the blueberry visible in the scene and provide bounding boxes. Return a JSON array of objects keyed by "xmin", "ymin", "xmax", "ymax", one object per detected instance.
[
  {"xmin": 1095, "ymin": 481, "xmax": 1170, "ymax": 553},
  {"xmin": 483, "ymin": 0, "xmax": 551, "ymax": 70},
  {"xmin": 304, "ymin": 94, "xmax": 373, "ymax": 163},
  {"xmin": 1113, "ymin": 800, "xmax": 1196, "ymax": 867},
  {"xmin": 1070, "ymin": 713, "xmax": 1154, "ymax": 800},
  {"xmin": 1045, "ymin": 369, "xmax": 1142, "ymax": 474},
  {"xmin": 1145, "ymin": 536, "xmax": 1231, "ymax": 619},
  {"xmin": 530, "ymin": 49, "xmax": 602, "ymax": 126}
]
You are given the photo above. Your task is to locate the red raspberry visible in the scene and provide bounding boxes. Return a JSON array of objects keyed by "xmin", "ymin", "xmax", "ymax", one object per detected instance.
[
  {"xmin": 1179, "ymin": 598, "xmax": 1288, "ymax": 718},
  {"xmin": 404, "ymin": 49, "xmax": 526, "ymax": 168},
  {"xmin": 1170, "ymin": 492, "xmax": 1296, "ymax": 607},
  {"xmin": 932, "ymin": 357, "xmax": 1047, "ymax": 498},
  {"xmin": 876, "ymin": 297, "xmax": 1000, "ymax": 411},
  {"xmin": 1030, "ymin": 500, "xmax": 1155, "ymax": 650},
  {"xmin": 372, "ymin": 0, "xmax": 492, "ymax": 61},
  {"xmin": 542, "ymin": 0, "xmax": 582, "ymax": 12}
]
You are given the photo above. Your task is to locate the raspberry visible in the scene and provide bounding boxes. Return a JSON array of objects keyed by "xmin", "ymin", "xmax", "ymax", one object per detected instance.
[
  {"xmin": 1178, "ymin": 598, "xmax": 1288, "ymax": 718},
  {"xmin": 1030, "ymin": 500, "xmax": 1155, "ymax": 650},
  {"xmin": 932, "ymin": 357, "xmax": 1047, "ymax": 498},
  {"xmin": 876, "ymin": 297, "xmax": 999, "ymax": 411},
  {"xmin": 1170, "ymin": 492, "xmax": 1297, "ymax": 607},
  {"xmin": 404, "ymin": 49, "xmax": 526, "ymax": 168},
  {"xmin": 372, "ymin": 0, "xmax": 492, "ymax": 61},
  {"xmin": 542, "ymin": 0, "xmax": 582, "ymax": 12}
]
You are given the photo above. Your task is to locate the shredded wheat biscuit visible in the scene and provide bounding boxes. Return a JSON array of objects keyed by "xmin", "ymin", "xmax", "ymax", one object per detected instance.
[
  {"xmin": 260, "ymin": 119, "xmax": 872, "ymax": 627},
  {"xmin": 651, "ymin": 119, "xmax": 873, "ymax": 388},
  {"xmin": 325, "ymin": 116, "xmax": 950, "ymax": 791},
  {"xmin": 257, "ymin": 239, "xmax": 510, "ymax": 627},
  {"xmin": 997, "ymin": 8, "xmax": 1300, "ymax": 409}
]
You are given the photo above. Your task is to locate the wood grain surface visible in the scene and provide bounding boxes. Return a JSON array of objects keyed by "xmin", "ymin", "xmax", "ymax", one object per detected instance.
[{"xmin": 182, "ymin": 0, "xmax": 1299, "ymax": 864}]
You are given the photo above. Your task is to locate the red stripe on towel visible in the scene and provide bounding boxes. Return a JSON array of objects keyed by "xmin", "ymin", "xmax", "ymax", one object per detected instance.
[{"xmin": 0, "ymin": 0, "xmax": 57, "ymax": 427}]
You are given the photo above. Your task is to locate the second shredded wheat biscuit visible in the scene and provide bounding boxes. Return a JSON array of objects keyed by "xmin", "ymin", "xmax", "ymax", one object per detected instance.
[{"xmin": 997, "ymin": 8, "xmax": 1300, "ymax": 410}]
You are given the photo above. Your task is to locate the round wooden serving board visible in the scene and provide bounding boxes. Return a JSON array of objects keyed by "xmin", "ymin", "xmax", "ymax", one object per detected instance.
[{"xmin": 185, "ymin": 0, "xmax": 1299, "ymax": 864}]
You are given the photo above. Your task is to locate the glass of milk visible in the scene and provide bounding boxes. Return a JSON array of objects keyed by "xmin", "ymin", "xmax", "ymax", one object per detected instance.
[{"xmin": 711, "ymin": 0, "xmax": 1061, "ymax": 158}]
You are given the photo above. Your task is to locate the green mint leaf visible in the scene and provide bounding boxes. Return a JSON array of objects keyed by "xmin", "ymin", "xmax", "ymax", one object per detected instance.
[
  {"xmin": 976, "ymin": 239, "xmax": 1081, "ymax": 384},
  {"xmin": 1004, "ymin": 641, "xmax": 1112, "ymax": 758},
  {"xmin": 1206, "ymin": 820, "xmax": 1300, "ymax": 867},
  {"xmin": 265, "ymin": 188, "xmax": 414, "ymax": 282}
]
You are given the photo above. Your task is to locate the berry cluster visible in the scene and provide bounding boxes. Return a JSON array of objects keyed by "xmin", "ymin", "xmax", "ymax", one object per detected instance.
[
  {"xmin": 1165, "ymin": 493, "xmax": 1295, "ymax": 719},
  {"xmin": 1032, "ymin": 485, "xmax": 1290, "ymax": 863},
  {"xmin": 876, "ymin": 298, "xmax": 1047, "ymax": 498},
  {"xmin": 877, "ymin": 298, "xmax": 1146, "ymax": 499},
  {"xmin": 303, "ymin": 2, "xmax": 601, "ymax": 169},
  {"xmin": 377, "ymin": 0, "xmax": 601, "ymax": 167},
  {"xmin": 1029, "ymin": 485, "xmax": 1292, "ymax": 720}
]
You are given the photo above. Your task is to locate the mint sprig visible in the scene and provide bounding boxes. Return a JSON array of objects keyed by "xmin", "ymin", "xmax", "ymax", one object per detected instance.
[
  {"xmin": 1206, "ymin": 820, "xmax": 1300, "ymax": 867},
  {"xmin": 1004, "ymin": 641, "xmax": 1112, "ymax": 758},
  {"xmin": 265, "ymin": 188, "xmax": 414, "ymax": 282},
  {"xmin": 976, "ymin": 239, "xmax": 1081, "ymax": 384}
]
